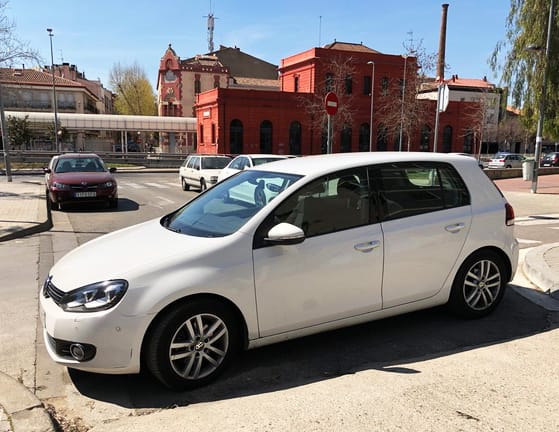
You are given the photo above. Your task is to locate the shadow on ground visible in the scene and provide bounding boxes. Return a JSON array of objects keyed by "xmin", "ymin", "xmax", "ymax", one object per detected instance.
[{"xmin": 68, "ymin": 287, "xmax": 554, "ymax": 409}]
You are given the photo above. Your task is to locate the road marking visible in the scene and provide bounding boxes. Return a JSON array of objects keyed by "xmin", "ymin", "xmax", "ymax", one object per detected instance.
[
  {"xmin": 145, "ymin": 182, "xmax": 169, "ymax": 189},
  {"xmin": 121, "ymin": 182, "xmax": 146, "ymax": 189}
]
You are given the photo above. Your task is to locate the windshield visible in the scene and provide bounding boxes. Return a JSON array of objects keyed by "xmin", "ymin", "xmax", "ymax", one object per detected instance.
[
  {"xmin": 163, "ymin": 170, "xmax": 302, "ymax": 237},
  {"xmin": 201, "ymin": 157, "xmax": 231, "ymax": 169},
  {"xmin": 54, "ymin": 157, "xmax": 107, "ymax": 173},
  {"xmin": 252, "ymin": 157, "xmax": 285, "ymax": 166}
]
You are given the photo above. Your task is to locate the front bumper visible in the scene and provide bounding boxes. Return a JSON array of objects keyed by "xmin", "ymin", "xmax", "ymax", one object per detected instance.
[{"xmin": 39, "ymin": 291, "xmax": 150, "ymax": 374}]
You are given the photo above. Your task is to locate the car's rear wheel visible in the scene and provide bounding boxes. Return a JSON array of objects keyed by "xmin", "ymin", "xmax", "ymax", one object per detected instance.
[
  {"xmin": 145, "ymin": 299, "xmax": 240, "ymax": 390},
  {"xmin": 181, "ymin": 177, "xmax": 190, "ymax": 191},
  {"xmin": 448, "ymin": 251, "xmax": 507, "ymax": 318}
]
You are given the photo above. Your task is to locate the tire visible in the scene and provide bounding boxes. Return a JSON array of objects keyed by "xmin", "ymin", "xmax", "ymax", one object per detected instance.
[
  {"xmin": 448, "ymin": 251, "xmax": 507, "ymax": 318},
  {"xmin": 47, "ymin": 194, "xmax": 59, "ymax": 211},
  {"xmin": 200, "ymin": 179, "xmax": 207, "ymax": 191},
  {"xmin": 181, "ymin": 177, "xmax": 190, "ymax": 191},
  {"xmin": 145, "ymin": 299, "xmax": 241, "ymax": 390}
]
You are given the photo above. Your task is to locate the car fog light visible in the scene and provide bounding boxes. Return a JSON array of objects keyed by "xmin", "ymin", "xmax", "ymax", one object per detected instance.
[{"xmin": 69, "ymin": 343, "xmax": 86, "ymax": 360}]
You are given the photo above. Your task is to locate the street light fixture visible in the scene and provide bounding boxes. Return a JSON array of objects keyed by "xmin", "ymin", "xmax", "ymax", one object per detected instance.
[
  {"xmin": 399, "ymin": 55, "xmax": 408, "ymax": 151},
  {"xmin": 47, "ymin": 28, "xmax": 60, "ymax": 153},
  {"xmin": 367, "ymin": 61, "xmax": 375, "ymax": 151},
  {"xmin": 525, "ymin": 0, "xmax": 555, "ymax": 194}
]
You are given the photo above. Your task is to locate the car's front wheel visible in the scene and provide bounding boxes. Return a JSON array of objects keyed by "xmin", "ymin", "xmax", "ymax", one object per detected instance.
[
  {"xmin": 145, "ymin": 299, "xmax": 241, "ymax": 390},
  {"xmin": 448, "ymin": 250, "xmax": 508, "ymax": 318},
  {"xmin": 181, "ymin": 177, "xmax": 190, "ymax": 191}
]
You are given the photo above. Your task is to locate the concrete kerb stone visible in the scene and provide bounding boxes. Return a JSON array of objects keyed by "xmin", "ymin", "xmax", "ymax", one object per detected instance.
[
  {"xmin": 523, "ymin": 242, "xmax": 559, "ymax": 300},
  {"xmin": 0, "ymin": 372, "xmax": 54, "ymax": 432}
]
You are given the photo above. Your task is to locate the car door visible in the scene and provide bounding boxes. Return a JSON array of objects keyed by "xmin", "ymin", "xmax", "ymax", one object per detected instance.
[
  {"xmin": 252, "ymin": 167, "xmax": 383, "ymax": 337},
  {"xmin": 374, "ymin": 162, "xmax": 472, "ymax": 308},
  {"xmin": 187, "ymin": 156, "xmax": 200, "ymax": 186}
]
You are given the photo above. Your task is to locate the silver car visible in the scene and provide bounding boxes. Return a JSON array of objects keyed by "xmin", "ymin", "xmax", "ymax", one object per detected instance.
[{"xmin": 487, "ymin": 152, "xmax": 525, "ymax": 169}]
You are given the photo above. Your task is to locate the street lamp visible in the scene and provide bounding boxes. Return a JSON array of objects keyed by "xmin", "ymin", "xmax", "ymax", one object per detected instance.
[
  {"xmin": 47, "ymin": 28, "xmax": 60, "ymax": 153},
  {"xmin": 399, "ymin": 55, "xmax": 408, "ymax": 151},
  {"xmin": 367, "ymin": 61, "xmax": 375, "ymax": 151},
  {"xmin": 526, "ymin": 0, "xmax": 555, "ymax": 193}
]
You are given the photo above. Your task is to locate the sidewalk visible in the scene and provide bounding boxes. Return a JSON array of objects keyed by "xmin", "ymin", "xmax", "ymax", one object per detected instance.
[{"xmin": 0, "ymin": 172, "xmax": 558, "ymax": 432}]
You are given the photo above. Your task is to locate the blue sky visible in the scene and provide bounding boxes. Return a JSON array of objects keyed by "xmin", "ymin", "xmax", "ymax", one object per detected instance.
[{"xmin": 6, "ymin": 0, "xmax": 511, "ymax": 91}]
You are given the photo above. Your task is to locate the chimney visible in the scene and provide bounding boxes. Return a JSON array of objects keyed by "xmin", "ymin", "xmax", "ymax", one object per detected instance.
[{"xmin": 437, "ymin": 4, "xmax": 449, "ymax": 82}]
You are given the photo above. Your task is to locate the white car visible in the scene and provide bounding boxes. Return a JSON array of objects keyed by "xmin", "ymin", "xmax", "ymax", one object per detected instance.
[
  {"xmin": 179, "ymin": 154, "xmax": 232, "ymax": 191},
  {"xmin": 217, "ymin": 154, "xmax": 290, "ymax": 182},
  {"xmin": 40, "ymin": 153, "xmax": 518, "ymax": 390},
  {"xmin": 487, "ymin": 152, "xmax": 525, "ymax": 169}
]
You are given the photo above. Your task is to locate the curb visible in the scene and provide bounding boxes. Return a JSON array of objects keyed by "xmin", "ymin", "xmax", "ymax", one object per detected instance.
[
  {"xmin": 523, "ymin": 242, "xmax": 559, "ymax": 300},
  {"xmin": 0, "ymin": 372, "xmax": 55, "ymax": 432},
  {"xmin": 0, "ymin": 193, "xmax": 52, "ymax": 243}
]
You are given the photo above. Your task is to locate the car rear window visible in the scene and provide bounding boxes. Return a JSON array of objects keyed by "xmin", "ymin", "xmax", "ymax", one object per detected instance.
[{"xmin": 374, "ymin": 162, "xmax": 470, "ymax": 221}]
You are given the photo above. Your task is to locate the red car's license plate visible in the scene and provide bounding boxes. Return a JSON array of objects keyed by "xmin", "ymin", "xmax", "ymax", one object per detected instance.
[{"xmin": 75, "ymin": 191, "xmax": 96, "ymax": 198}]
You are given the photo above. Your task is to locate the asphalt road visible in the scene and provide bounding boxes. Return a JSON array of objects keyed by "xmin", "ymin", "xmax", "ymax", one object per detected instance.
[{"xmin": 23, "ymin": 173, "xmax": 559, "ymax": 431}]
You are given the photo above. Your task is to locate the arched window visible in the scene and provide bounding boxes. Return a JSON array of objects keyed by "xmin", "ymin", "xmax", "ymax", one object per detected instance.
[
  {"xmin": 260, "ymin": 120, "xmax": 273, "ymax": 153},
  {"xmin": 341, "ymin": 125, "xmax": 352, "ymax": 152},
  {"xmin": 377, "ymin": 124, "xmax": 387, "ymax": 151},
  {"xmin": 230, "ymin": 119, "xmax": 243, "ymax": 154},
  {"xmin": 463, "ymin": 129, "xmax": 474, "ymax": 153},
  {"xmin": 359, "ymin": 123, "xmax": 370, "ymax": 152},
  {"xmin": 442, "ymin": 125, "xmax": 453, "ymax": 153},
  {"xmin": 289, "ymin": 121, "xmax": 302, "ymax": 155},
  {"xmin": 420, "ymin": 125, "xmax": 431, "ymax": 151}
]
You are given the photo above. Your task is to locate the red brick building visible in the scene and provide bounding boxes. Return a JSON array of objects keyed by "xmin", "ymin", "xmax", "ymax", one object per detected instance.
[{"xmin": 162, "ymin": 41, "xmax": 504, "ymax": 155}]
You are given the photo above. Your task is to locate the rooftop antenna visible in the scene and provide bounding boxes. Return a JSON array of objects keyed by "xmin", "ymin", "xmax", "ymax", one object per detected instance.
[
  {"xmin": 204, "ymin": 0, "xmax": 217, "ymax": 53},
  {"xmin": 59, "ymin": 49, "xmax": 64, "ymax": 63}
]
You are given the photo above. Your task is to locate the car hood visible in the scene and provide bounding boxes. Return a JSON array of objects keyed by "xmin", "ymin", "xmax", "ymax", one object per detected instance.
[
  {"xmin": 50, "ymin": 172, "xmax": 115, "ymax": 184},
  {"xmin": 49, "ymin": 218, "xmax": 231, "ymax": 291}
]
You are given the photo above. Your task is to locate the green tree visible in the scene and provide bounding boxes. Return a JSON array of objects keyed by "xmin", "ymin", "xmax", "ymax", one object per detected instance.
[
  {"xmin": 6, "ymin": 114, "xmax": 32, "ymax": 149},
  {"xmin": 109, "ymin": 62, "xmax": 157, "ymax": 115},
  {"xmin": 490, "ymin": 0, "xmax": 559, "ymax": 140}
]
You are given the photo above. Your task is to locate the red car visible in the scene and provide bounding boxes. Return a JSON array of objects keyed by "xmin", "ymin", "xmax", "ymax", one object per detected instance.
[{"xmin": 44, "ymin": 153, "xmax": 118, "ymax": 210}]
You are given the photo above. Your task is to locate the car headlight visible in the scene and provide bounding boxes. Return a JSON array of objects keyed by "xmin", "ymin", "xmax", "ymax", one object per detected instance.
[
  {"xmin": 60, "ymin": 280, "xmax": 128, "ymax": 312},
  {"xmin": 52, "ymin": 182, "xmax": 70, "ymax": 190},
  {"xmin": 100, "ymin": 181, "xmax": 115, "ymax": 188}
]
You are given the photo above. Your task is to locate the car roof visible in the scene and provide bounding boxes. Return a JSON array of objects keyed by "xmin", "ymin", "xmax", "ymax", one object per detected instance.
[
  {"xmin": 254, "ymin": 152, "xmax": 474, "ymax": 177},
  {"xmin": 53, "ymin": 153, "xmax": 102, "ymax": 160},
  {"xmin": 235, "ymin": 154, "xmax": 288, "ymax": 158}
]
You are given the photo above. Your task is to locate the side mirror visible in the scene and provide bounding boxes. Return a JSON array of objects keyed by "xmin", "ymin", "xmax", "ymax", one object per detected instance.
[
  {"xmin": 43, "ymin": 167, "xmax": 51, "ymax": 174},
  {"xmin": 265, "ymin": 223, "xmax": 305, "ymax": 245}
]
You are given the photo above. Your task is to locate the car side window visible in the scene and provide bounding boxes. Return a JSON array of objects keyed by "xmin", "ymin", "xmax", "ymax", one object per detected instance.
[
  {"xmin": 264, "ymin": 167, "xmax": 371, "ymax": 238},
  {"xmin": 191, "ymin": 157, "xmax": 201, "ymax": 170},
  {"xmin": 230, "ymin": 158, "xmax": 243, "ymax": 170},
  {"xmin": 375, "ymin": 162, "xmax": 470, "ymax": 221}
]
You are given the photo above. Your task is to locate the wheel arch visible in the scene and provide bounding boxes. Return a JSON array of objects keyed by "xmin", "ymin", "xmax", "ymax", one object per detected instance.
[
  {"xmin": 140, "ymin": 293, "xmax": 250, "ymax": 366},
  {"xmin": 466, "ymin": 246, "xmax": 513, "ymax": 283}
]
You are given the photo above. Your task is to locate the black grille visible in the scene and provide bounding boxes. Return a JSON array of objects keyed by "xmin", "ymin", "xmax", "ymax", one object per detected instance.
[
  {"xmin": 43, "ymin": 278, "xmax": 65, "ymax": 305},
  {"xmin": 70, "ymin": 184, "xmax": 99, "ymax": 191}
]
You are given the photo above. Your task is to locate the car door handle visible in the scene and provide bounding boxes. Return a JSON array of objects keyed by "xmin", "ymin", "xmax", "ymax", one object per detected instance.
[
  {"xmin": 354, "ymin": 240, "xmax": 381, "ymax": 253},
  {"xmin": 445, "ymin": 223, "xmax": 465, "ymax": 233}
]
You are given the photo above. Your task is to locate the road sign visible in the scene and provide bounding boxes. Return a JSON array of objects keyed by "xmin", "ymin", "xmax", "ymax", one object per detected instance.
[
  {"xmin": 438, "ymin": 84, "xmax": 449, "ymax": 112},
  {"xmin": 324, "ymin": 92, "xmax": 338, "ymax": 115}
]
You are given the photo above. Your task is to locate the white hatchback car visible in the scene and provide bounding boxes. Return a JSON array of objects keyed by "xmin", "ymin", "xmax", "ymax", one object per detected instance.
[
  {"xmin": 41, "ymin": 153, "xmax": 518, "ymax": 390},
  {"xmin": 217, "ymin": 154, "xmax": 290, "ymax": 182},
  {"xmin": 179, "ymin": 154, "xmax": 232, "ymax": 191},
  {"xmin": 487, "ymin": 152, "xmax": 525, "ymax": 169}
]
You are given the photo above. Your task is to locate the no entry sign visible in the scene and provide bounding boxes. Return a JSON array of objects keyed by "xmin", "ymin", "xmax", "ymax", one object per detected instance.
[{"xmin": 324, "ymin": 92, "xmax": 338, "ymax": 115}]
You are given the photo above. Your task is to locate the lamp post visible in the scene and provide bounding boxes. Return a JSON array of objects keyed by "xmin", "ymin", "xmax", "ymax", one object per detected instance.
[
  {"xmin": 399, "ymin": 55, "xmax": 408, "ymax": 151},
  {"xmin": 367, "ymin": 61, "xmax": 375, "ymax": 151},
  {"xmin": 47, "ymin": 28, "xmax": 60, "ymax": 152},
  {"xmin": 526, "ymin": 0, "xmax": 555, "ymax": 194}
]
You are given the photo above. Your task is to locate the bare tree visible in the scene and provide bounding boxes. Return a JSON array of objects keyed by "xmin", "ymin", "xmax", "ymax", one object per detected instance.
[
  {"xmin": 296, "ymin": 56, "xmax": 358, "ymax": 152},
  {"xmin": 376, "ymin": 35, "xmax": 438, "ymax": 151},
  {"xmin": 0, "ymin": 0, "xmax": 42, "ymax": 181}
]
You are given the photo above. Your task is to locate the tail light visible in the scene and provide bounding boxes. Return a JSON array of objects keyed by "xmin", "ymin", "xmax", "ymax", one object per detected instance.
[{"xmin": 505, "ymin": 202, "xmax": 515, "ymax": 226}]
